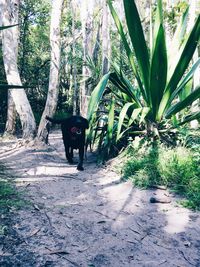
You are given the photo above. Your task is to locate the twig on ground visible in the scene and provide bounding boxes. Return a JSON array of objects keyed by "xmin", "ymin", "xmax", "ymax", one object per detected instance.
[
  {"xmin": 140, "ymin": 233, "xmax": 148, "ymax": 241},
  {"xmin": 45, "ymin": 247, "xmax": 80, "ymax": 267},
  {"xmin": 179, "ymin": 250, "xmax": 196, "ymax": 266},
  {"xmin": 128, "ymin": 227, "xmax": 141, "ymax": 235},
  {"xmin": 158, "ymin": 260, "xmax": 168, "ymax": 265},
  {"xmin": 27, "ymin": 228, "xmax": 41, "ymax": 238},
  {"xmin": 89, "ymin": 209, "xmax": 115, "ymax": 221},
  {"xmin": 33, "ymin": 204, "xmax": 40, "ymax": 211},
  {"xmin": 44, "ymin": 211, "xmax": 53, "ymax": 227}
]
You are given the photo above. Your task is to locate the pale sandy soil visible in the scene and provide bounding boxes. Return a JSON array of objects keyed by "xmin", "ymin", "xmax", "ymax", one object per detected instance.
[{"xmin": 0, "ymin": 130, "xmax": 200, "ymax": 267}]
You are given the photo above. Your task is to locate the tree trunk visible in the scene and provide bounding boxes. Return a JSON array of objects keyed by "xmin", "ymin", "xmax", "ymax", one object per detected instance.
[
  {"xmin": 102, "ymin": 0, "xmax": 110, "ymax": 75},
  {"xmin": 72, "ymin": 1, "xmax": 79, "ymax": 115},
  {"xmin": 3, "ymin": 0, "xmax": 18, "ymax": 137},
  {"xmin": 0, "ymin": 0, "xmax": 36, "ymax": 139},
  {"xmin": 4, "ymin": 91, "xmax": 17, "ymax": 136},
  {"xmin": 80, "ymin": 0, "xmax": 94, "ymax": 118},
  {"xmin": 92, "ymin": 21, "xmax": 101, "ymax": 65},
  {"xmin": 36, "ymin": 0, "xmax": 63, "ymax": 143}
]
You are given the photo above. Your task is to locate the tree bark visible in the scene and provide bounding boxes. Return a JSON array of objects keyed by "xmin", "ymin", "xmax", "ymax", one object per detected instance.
[
  {"xmin": 0, "ymin": 0, "xmax": 36, "ymax": 139},
  {"xmin": 102, "ymin": 0, "xmax": 110, "ymax": 75},
  {"xmin": 4, "ymin": 91, "xmax": 17, "ymax": 136},
  {"xmin": 92, "ymin": 20, "xmax": 101, "ymax": 65},
  {"xmin": 36, "ymin": 0, "xmax": 63, "ymax": 142},
  {"xmin": 3, "ymin": 0, "xmax": 18, "ymax": 137},
  {"xmin": 80, "ymin": 0, "xmax": 94, "ymax": 118},
  {"xmin": 71, "ymin": 1, "xmax": 79, "ymax": 115}
]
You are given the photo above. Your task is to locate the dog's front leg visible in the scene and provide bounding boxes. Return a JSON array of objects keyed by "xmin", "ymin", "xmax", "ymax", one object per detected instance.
[
  {"xmin": 77, "ymin": 146, "xmax": 84, "ymax": 171},
  {"xmin": 63, "ymin": 141, "xmax": 73, "ymax": 164}
]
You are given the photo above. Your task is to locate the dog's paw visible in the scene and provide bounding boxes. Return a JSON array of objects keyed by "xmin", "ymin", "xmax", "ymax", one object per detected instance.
[{"xmin": 77, "ymin": 164, "xmax": 84, "ymax": 171}]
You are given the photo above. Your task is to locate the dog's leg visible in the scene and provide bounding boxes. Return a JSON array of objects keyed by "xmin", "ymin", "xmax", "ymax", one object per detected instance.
[
  {"xmin": 77, "ymin": 146, "xmax": 84, "ymax": 171},
  {"xmin": 70, "ymin": 147, "xmax": 74, "ymax": 159},
  {"xmin": 63, "ymin": 141, "xmax": 73, "ymax": 164}
]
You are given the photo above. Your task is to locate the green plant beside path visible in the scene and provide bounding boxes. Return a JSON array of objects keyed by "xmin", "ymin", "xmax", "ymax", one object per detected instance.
[{"xmin": 87, "ymin": 0, "xmax": 200, "ymax": 159}]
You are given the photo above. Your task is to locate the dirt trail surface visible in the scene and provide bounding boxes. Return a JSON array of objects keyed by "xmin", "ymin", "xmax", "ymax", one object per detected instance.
[{"xmin": 0, "ymin": 131, "xmax": 200, "ymax": 267}]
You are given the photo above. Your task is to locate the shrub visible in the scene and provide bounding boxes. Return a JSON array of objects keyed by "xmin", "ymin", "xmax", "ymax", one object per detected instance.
[{"xmin": 122, "ymin": 140, "xmax": 200, "ymax": 210}]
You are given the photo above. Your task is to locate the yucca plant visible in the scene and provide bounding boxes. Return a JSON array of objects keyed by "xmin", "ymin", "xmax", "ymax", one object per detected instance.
[{"xmin": 87, "ymin": 0, "xmax": 200, "ymax": 157}]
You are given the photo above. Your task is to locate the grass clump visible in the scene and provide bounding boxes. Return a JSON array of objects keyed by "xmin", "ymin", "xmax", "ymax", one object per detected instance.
[
  {"xmin": 0, "ymin": 165, "xmax": 26, "ymax": 214},
  {"xmin": 122, "ymin": 136, "xmax": 200, "ymax": 210}
]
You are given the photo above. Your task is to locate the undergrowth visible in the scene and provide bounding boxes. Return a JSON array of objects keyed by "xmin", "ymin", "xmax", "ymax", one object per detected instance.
[
  {"xmin": 0, "ymin": 164, "xmax": 27, "ymax": 235},
  {"xmin": 122, "ymin": 131, "xmax": 200, "ymax": 210}
]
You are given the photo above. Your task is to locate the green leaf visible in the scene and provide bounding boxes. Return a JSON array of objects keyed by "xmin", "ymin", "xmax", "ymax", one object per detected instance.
[
  {"xmin": 150, "ymin": 24, "xmax": 167, "ymax": 120},
  {"xmin": 0, "ymin": 84, "xmax": 28, "ymax": 89},
  {"xmin": 111, "ymin": 64, "xmax": 142, "ymax": 107},
  {"xmin": 106, "ymin": 97, "xmax": 115, "ymax": 154},
  {"xmin": 107, "ymin": 0, "xmax": 145, "ymax": 98},
  {"xmin": 0, "ymin": 24, "xmax": 19, "ymax": 30},
  {"xmin": 169, "ymin": 58, "xmax": 200, "ymax": 103},
  {"xmin": 158, "ymin": 15, "xmax": 200, "ymax": 120},
  {"xmin": 87, "ymin": 73, "xmax": 110, "ymax": 121},
  {"xmin": 123, "ymin": 0, "xmax": 150, "ymax": 94},
  {"xmin": 153, "ymin": 0, "xmax": 163, "ymax": 47},
  {"xmin": 178, "ymin": 111, "xmax": 200, "ymax": 126},
  {"xmin": 165, "ymin": 85, "xmax": 200, "ymax": 118},
  {"xmin": 168, "ymin": 7, "xmax": 189, "ymax": 69},
  {"xmin": 128, "ymin": 108, "xmax": 143, "ymax": 126},
  {"xmin": 139, "ymin": 107, "xmax": 150, "ymax": 124},
  {"xmin": 116, "ymin": 103, "xmax": 135, "ymax": 141}
]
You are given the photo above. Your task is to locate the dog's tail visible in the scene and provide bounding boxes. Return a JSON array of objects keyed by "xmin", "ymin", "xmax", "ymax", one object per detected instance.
[{"xmin": 45, "ymin": 116, "xmax": 64, "ymax": 124}]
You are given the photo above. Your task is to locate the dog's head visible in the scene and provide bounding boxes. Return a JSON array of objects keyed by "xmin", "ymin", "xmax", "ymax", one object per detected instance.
[{"xmin": 69, "ymin": 116, "xmax": 89, "ymax": 140}]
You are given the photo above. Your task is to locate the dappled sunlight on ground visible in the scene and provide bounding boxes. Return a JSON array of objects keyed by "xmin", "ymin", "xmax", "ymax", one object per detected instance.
[
  {"xmin": 25, "ymin": 164, "xmax": 79, "ymax": 176},
  {"xmin": 1, "ymin": 131, "xmax": 200, "ymax": 267},
  {"xmin": 162, "ymin": 207, "xmax": 190, "ymax": 234}
]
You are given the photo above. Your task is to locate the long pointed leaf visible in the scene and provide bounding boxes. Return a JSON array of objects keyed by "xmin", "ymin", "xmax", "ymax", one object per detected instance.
[
  {"xmin": 116, "ymin": 103, "xmax": 135, "ymax": 141},
  {"xmin": 0, "ymin": 84, "xmax": 28, "ymax": 89},
  {"xmin": 128, "ymin": 108, "xmax": 142, "ymax": 126},
  {"xmin": 150, "ymin": 24, "xmax": 167, "ymax": 120},
  {"xmin": 107, "ymin": 0, "xmax": 145, "ymax": 98},
  {"xmin": 178, "ymin": 111, "xmax": 200, "ymax": 126},
  {"xmin": 106, "ymin": 97, "xmax": 115, "ymax": 154},
  {"xmin": 153, "ymin": 0, "xmax": 163, "ymax": 49},
  {"xmin": 169, "ymin": 58, "xmax": 200, "ymax": 103},
  {"xmin": 168, "ymin": 7, "xmax": 189, "ymax": 70},
  {"xmin": 139, "ymin": 107, "xmax": 150, "ymax": 124},
  {"xmin": 0, "ymin": 24, "xmax": 18, "ymax": 30},
  {"xmin": 123, "ymin": 0, "xmax": 150, "ymax": 95},
  {"xmin": 158, "ymin": 15, "xmax": 200, "ymax": 120},
  {"xmin": 165, "ymin": 85, "xmax": 200, "ymax": 118},
  {"xmin": 87, "ymin": 73, "xmax": 110, "ymax": 121},
  {"xmin": 112, "ymin": 64, "xmax": 142, "ymax": 107}
]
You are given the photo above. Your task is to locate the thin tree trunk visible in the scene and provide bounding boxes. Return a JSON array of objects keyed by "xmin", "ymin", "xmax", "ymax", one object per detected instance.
[
  {"xmin": 92, "ymin": 21, "xmax": 101, "ymax": 65},
  {"xmin": 0, "ymin": 0, "xmax": 36, "ymax": 139},
  {"xmin": 102, "ymin": 0, "xmax": 110, "ymax": 75},
  {"xmin": 4, "ymin": 91, "xmax": 17, "ymax": 136},
  {"xmin": 36, "ymin": 0, "xmax": 63, "ymax": 142},
  {"xmin": 72, "ymin": 1, "xmax": 79, "ymax": 115},
  {"xmin": 3, "ymin": 0, "xmax": 18, "ymax": 137},
  {"xmin": 80, "ymin": 0, "xmax": 94, "ymax": 118}
]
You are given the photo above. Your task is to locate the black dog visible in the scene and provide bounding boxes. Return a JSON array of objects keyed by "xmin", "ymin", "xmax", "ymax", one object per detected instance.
[{"xmin": 46, "ymin": 115, "xmax": 89, "ymax": 171}]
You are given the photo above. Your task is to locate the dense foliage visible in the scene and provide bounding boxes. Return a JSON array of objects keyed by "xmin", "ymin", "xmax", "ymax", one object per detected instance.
[
  {"xmin": 122, "ymin": 131, "xmax": 200, "ymax": 210},
  {"xmin": 87, "ymin": 0, "xmax": 200, "ymax": 159}
]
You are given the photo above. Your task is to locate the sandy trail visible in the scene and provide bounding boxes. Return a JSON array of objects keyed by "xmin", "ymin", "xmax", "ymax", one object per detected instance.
[{"xmin": 0, "ymin": 130, "xmax": 200, "ymax": 267}]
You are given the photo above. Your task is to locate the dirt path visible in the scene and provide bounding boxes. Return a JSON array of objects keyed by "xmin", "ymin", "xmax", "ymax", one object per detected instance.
[{"xmin": 0, "ymin": 131, "xmax": 200, "ymax": 267}]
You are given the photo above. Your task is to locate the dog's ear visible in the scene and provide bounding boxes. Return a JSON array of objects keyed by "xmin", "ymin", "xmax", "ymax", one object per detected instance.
[{"xmin": 82, "ymin": 118, "xmax": 89, "ymax": 129}]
